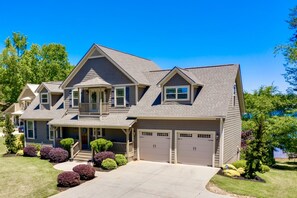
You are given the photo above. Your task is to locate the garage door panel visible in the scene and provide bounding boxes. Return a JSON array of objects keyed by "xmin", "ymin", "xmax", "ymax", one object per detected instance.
[
  {"xmin": 139, "ymin": 131, "xmax": 170, "ymax": 163},
  {"xmin": 177, "ymin": 132, "xmax": 214, "ymax": 166}
]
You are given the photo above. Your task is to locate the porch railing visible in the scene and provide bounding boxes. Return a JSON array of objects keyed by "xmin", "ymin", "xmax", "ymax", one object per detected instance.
[
  {"xmin": 70, "ymin": 141, "xmax": 80, "ymax": 159},
  {"xmin": 79, "ymin": 102, "xmax": 109, "ymax": 115}
]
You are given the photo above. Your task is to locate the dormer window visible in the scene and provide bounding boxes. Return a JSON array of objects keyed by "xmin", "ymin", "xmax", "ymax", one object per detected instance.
[
  {"xmin": 72, "ymin": 89, "xmax": 79, "ymax": 107},
  {"xmin": 165, "ymin": 86, "xmax": 189, "ymax": 101},
  {"xmin": 41, "ymin": 93, "xmax": 49, "ymax": 104}
]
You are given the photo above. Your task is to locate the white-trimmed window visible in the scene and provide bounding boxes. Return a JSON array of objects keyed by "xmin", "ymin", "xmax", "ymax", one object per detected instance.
[
  {"xmin": 115, "ymin": 87, "xmax": 126, "ymax": 107},
  {"xmin": 27, "ymin": 120, "xmax": 35, "ymax": 139},
  {"xmin": 92, "ymin": 128, "xmax": 103, "ymax": 138},
  {"xmin": 233, "ymin": 83, "xmax": 237, "ymax": 107},
  {"xmin": 41, "ymin": 93, "xmax": 49, "ymax": 104},
  {"xmin": 164, "ymin": 86, "xmax": 190, "ymax": 101},
  {"xmin": 72, "ymin": 89, "xmax": 79, "ymax": 107},
  {"xmin": 49, "ymin": 126, "xmax": 54, "ymax": 141}
]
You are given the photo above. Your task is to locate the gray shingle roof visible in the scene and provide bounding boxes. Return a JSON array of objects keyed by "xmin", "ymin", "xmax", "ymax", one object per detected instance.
[
  {"xmin": 96, "ymin": 44, "xmax": 160, "ymax": 85},
  {"xmin": 74, "ymin": 77, "xmax": 111, "ymax": 88},
  {"xmin": 48, "ymin": 113, "xmax": 135, "ymax": 129},
  {"xmin": 128, "ymin": 64, "xmax": 240, "ymax": 118},
  {"xmin": 20, "ymin": 94, "xmax": 66, "ymax": 120},
  {"xmin": 37, "ymin": 81, "xmax": 63, "ymax": 93}
]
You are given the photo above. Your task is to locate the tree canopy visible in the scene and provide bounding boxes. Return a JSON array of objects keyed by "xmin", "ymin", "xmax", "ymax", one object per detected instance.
[{"xmin": 0, "ymin": 32, "xmax": 73, "ymax": 104}]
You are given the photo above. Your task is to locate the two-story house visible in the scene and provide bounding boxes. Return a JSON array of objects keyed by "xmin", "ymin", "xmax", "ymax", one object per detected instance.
[
  {"xmin": 4, "ymin": 83, "xmax": 39, "ymax": 127},
  {"xmin": 21, "ymin": 44, "xmax": 245, "ymax": 167}
]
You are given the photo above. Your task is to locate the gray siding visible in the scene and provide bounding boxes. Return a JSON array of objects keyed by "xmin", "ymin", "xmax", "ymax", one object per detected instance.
[
  {"xmin": 223, "ymin": 90, "xmax": 241, "ymax": 164},
  {"xmin": 26, "ymin": 121, "xmax": 52, "ymax": 145},
  {"xmin": 51, "ymin": 94, "xmax": 62, "ymax": 106},
  {"xmin": 62, "ymin": 127, "xmax": 79, "ymax": 140},
  {"xmin": 66, "ymin": 57, "xmax": 133, "ymax": 87},
  {"xmin": 135, "ymin": 119, "xmax": 220, "ymax": 166},
  {"xmin": 40, "ymin": 88, "xmax": 50, "ymax": 110}
]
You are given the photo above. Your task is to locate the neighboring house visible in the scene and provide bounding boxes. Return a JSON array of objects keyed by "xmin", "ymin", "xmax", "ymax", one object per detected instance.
[
  {"xmin": 4, "ymin": 84, "xmax": 39, "ymax": 127},
  {"xmin": 21, "ymin": 44, "xmax": 245, "ymax": 167}
]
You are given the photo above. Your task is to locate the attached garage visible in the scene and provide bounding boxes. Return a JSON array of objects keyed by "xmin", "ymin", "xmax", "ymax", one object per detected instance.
[
  {"xmin": 175, "ymin": 131, "xmax": 215, "ymax": 167},
  {"xmin": 138, "ymin": 130, "xmax": 171, "ymax": 163}
]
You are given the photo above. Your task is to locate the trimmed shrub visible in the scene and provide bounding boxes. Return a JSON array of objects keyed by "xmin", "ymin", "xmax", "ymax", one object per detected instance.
[
  {"xmin": 93, "ymin": 151, "xmax": 115, "ymax": 167},
  {"xmin": 23, "ymin": 145, "xmax": 37, "ymax": 157},
  {"xmin": 232, "ymin": 160, "xmax": 247, "ymax": 169},
  {"xmin": 90, "ymin": 138, "xmax": 113, "ymax": 153},
  {"xmin": 60, "ymin": 138, "xmax": 74, "ymax": 152},
  {"xmin": 101, "ymin": 158, "xmax": 117, "ymax": 170},
  {"xmin": 28, "ymin": 143, "xmax": 41, "ymax": 151},
  {"xmin": 57, "ymin": 171, "xmax": 80, "ymax": 187},
  {"xmin": 115, "ymin": 154, "xmax": 127, "ymax": 166},
  {"xmin": 16, "ymin": 150, "xmax": 24, "ymax": 156},
  {"xmin": 237, "ymin": 167, "xmax": 245, "ymax": 175},
  {"xmin": 49, "ymin": 148, "xmax": 69, "ymax": 163},
  {"xmin": 40, "ymin": 146, "xmax": 53, "ymax": 159},
  {"xmin": 73, "ymin": 164, "xmax": 96, "ymax": 180},
  {"xmin": 261, "ymin": 165, "xmax": 270, "ymax": 173},
  {"xmin": 15, "ymin": 134, "xmax": 24, "ymax": 151},
  {"xmin": 221, "ymin": 164, "xmax": 237, "ymax": 171},
  {"xmin": 223, "ymin": 169, "xmax": 241, "ymax": 177}
]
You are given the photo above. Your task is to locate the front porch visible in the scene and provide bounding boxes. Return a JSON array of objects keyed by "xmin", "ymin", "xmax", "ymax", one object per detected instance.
[{"xmin": 53, "ymin": 126, "xmax": 135, "ymax": 160}]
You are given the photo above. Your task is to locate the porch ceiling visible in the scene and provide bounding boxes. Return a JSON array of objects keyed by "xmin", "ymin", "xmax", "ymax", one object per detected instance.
[{"xmin": 48, "ymin": 113, "xmax": 136, "ymax": 129}]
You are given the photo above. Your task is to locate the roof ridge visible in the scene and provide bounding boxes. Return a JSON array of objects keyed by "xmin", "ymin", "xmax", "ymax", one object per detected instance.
[
  {"xmin": 148, "ymin": 64, "xmax": 238, "ymax": 73},
  {"xmin": 96, "ymin": 43, "xmax": 153, "ymax": 62}
]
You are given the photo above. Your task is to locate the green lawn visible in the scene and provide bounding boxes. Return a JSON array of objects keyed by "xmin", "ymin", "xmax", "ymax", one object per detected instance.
[
  {"xmin": 210, "ymin": 168, "xmax": 297, "ymax": 198},
  {"xmin": 0, "ymin": 137, "xmax": 62, "ymax": 198}
]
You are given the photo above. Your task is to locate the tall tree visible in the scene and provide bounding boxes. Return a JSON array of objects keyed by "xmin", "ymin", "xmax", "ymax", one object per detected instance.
[
  {"xmin": 0, "ymin": 32, "xmax": 73, "ymax": 104},
  {"xmin": 243, "ymin": 86, "xmax": 297, "ymax": 178},
  {"xmin": 277, "ymin": 5, "xmax": 297, "ymax": 91}
]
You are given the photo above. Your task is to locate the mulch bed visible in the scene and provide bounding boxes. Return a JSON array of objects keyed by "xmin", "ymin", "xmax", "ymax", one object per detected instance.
[
  {"xmin": 57, "ymin": 178, "xmax": 94, "ymax": 192},
  {"xmin": 217, "ymin": 169, "xmax": 266, "ymax": 183},
  {"xmin": 2, "ymin": 153, "xmax": 16, "ymax": 157}
]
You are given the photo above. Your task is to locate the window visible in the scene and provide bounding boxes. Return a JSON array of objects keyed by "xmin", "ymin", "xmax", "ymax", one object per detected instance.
[
  {"xmin": 142, "ymin": 132, "xmax": 153, "ymax": 136},
  {"xmin": 72, "ymin": 89, "xmax": 79, "ymax": 107},
  {"xmin": 49, "ymin": 126, "xmax": 54, "ymax": 141},
  {"xmin": 41, "ymin": 93, "xmax": 48, "ymax": 104},
  {"xmin": 233, "ymin": 83, "xmax": 237, "ymax": 107},
  {"xmin": 157, "ymin": 133, "xmax": 168, "ymax": 136},
  {"xmin": 180, "ymin": 133, "xmax": 192, "ymax": 138},
  {"xmin": 27, "ymin": 120, "xmax": 35, "ymax": 139},
  {"xmin": 92, "ymin": 128, "xmax": 103, "ymax": 138},
  {"xmin": 165, "ymin": 86, "xmax": 189, "ymax": 101},
  {"xmin": 115, "ymin": 87, "xmax": 126, "ymax": 107},
  {"xmin": 197, "ymin": 134, "xmax": 211, "ymax": 138}
]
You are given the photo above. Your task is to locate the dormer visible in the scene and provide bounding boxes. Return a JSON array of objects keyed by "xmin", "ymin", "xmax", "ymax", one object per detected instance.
[
  {"xmin": 35, "ymin": 82, "xmax": 63, "ymax": 109},
  {"xmin": 157, "ymin": 67, "xmax": 203, "ymax": 104}
]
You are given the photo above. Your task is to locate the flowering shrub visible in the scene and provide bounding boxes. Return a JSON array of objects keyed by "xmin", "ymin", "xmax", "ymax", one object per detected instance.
[
  {"xmin": 23, "ymin": 145, "xmax": 37, "ymax": 157},
  {"xmin": 49, "ymin": 148, "xmax": 69, "ymax": 163},
  {"xmin": 57, "ymin": 171, "xmax": 80, "ymax": 187},
  {"xmin": 73, "ymin": 164, "xmax": 96, "ymax": 180},
  {"xmin": 93, "ymin": 151, "xmax": 115, "ymax": 167},
  {"xmin": 40, "ymin": 146, "xmax": 53, "ymax": 159}
]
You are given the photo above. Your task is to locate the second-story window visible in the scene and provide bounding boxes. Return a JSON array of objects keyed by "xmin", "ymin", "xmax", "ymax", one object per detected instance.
[
  {"xmin": 115, "ymin": 87, "xmax": 126, "ymax": 107},
  {"xmin": 165, "ymin": 86, "xmax": 189, "ymax": 101},
  {"xmin": 41, "ymin": 93, "xmax": 49, "ymax": 104},
  {"xmin": 72, "ymin": 89, "xmax": 79, "ymax": 107}
]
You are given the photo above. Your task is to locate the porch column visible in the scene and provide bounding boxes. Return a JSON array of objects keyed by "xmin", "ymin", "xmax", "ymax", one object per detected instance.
[
  {"xmin": 60, "ymin": 127, "xmax": 62, "ymax": 138},
  {"xmin": 131, "ymin": 128, "xmax": 135, "ymax": 154},
  {"xmin": 53, "ymin": 126, "xmax": 56, "ymax": 147},
  {"xmin": 125, "ymin": 129, "xmax": 130, "ymax": 158},
  {"xmin": 79, "ymin": 127, "xmax": 82, "ymax": 150}
]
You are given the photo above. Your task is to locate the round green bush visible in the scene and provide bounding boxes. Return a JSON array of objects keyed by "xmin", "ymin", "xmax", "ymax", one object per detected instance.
[
  {"xmin": 60, "ymin": 138, "xmax": 74, "ymax": 152},
  {"xmin": 101, "ymin": 158, "xmax": 117, "ymax": 170},
  {"xmin": 232, "ymin": 160, "xmax": 247, "ymax": 169},
  {"xmin": 261, "ymin": 165, "xmax": 270, "ymax": 173},
  {"xmin": 90, "ymin": 138, "xmax": 113, "ymax": 153},
  {"xmin": 115, "ymin": 154, "xmax": 127, "ymax": 166}
]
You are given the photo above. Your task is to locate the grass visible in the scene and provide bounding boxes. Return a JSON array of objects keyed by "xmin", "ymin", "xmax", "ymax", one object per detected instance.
[
  {"xmin": 0, "ymin": 137, "xmax": 62, "ymax": 198},
  {"xmin": 210, "ymin": 164, "xmax": 297, "ymax": 198}
]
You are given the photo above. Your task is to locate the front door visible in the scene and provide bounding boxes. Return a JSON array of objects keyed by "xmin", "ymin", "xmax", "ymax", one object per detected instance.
[
  {"xmin": 89, "ymin": 90, "xmax": 98, "ymax": 112},
  {"xmin": 81, "ymin": 128, "xmax": 89, "ymax": 149}
]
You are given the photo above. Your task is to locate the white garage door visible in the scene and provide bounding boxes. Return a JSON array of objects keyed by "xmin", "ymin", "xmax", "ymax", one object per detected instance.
[
  {"xmin": 139, "ymin": 131, "xmax": 171, "ymax": 162},
  {"xmin": 177, "ymin": 131, "xmax": 214, "ymax": 166}
]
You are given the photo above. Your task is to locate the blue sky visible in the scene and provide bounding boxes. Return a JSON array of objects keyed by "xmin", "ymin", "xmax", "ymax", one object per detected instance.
[{"xmin": 0, "ymin": 0, "xmax": 296, "ymax": 93}]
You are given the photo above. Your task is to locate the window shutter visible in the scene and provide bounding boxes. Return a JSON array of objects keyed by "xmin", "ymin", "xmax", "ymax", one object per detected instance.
[
  {"xmin": 46, "ymin": 121, "xmax": 49, "ymax": 140},
  {"xmin": 34, "ymin": 121, "xmax": 37, "ymax": 139},
  {"xmin": 126, "ymin": 87, "xmax": 130, "ymax": 106},
  {"xmin": 69, "ymin": 89, "xmax": 72, "ymax": 108},
  {"xmin": 24, "ymin": 121, "xmax": 27, "ymax": 139},
  {"xmin": 111, "ymin": 88, "xmax": 115, "ymax": 107}
]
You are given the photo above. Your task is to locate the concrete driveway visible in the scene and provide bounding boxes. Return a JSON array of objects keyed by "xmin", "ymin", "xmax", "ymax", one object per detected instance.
[{"xmin": 52, "ymin": 161, "xmax": 229, "ymax": 198}]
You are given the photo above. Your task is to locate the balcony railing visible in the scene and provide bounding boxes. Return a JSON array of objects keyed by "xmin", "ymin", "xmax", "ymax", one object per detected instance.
[{"xmin": 79, "ymin": 102, "xmax": 109, "ymax": 115}]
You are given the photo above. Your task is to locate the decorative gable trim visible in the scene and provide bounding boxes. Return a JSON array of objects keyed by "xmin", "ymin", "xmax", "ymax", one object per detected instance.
[
  {"xmin": 60, "ymin": 44, "xmax": 138, "ymax": 89},
  {"xmin": 17, "ymin": 84, "xmax": 37, "ymax": 101},
  {"xmin": 35, "ymin": 83, "xmax": 50, "ymax": 93}
]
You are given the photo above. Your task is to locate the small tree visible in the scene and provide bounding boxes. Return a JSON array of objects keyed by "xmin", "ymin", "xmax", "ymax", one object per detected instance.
[{"xmin": 3, "ymin": 115, "xmax": 16, "ymax": 153}]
